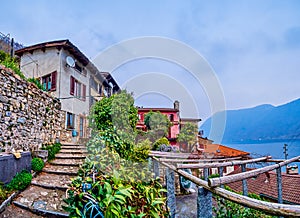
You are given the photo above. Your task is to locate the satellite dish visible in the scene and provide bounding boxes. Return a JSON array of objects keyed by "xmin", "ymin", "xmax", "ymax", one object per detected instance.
[{"xmin": 66, "ymin": 56, "xmax": 75, "ymax": 67}]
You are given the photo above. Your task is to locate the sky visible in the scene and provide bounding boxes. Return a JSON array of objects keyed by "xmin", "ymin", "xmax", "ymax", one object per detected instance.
[{"xmin": 1, "ymin": 0, "xmax": 300, "ymax": 122}]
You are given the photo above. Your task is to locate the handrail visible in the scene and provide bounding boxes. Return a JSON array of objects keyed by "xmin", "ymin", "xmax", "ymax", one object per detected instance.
[
  {"xmin": 208, "ymin": 155, "xmax": 300, "ymax": 187},
  {"xmin": 159, "ymin": 156, "xmax": 243, "ymax": 163},
  {"xmin": 152, "ymin": 156, "xmax": 300, "ymax": 217},
  {"xmin": 177, "ymin": 156, "xmax": 271, "ymax": 169}
]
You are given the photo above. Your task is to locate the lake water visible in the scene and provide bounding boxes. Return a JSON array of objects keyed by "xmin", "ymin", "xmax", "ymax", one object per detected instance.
[{"xmin": 227, "ymin": 140, "xmax": 300, "ymax": 172}]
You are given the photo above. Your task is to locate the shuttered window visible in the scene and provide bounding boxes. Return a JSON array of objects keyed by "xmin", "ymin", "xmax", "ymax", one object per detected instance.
[
  {"xmin": 51, "ymin": 71, "xmax": 57, "ymax": 91},
  {"xmin": 70, "ymin": 76, "xmax": 75, "ymax": 95},
  {"xmin": 70, "ymin": 76, "xmax": 86, "ymax": 101},
  {"xmin": 82, "ymin": 84, "xmax": 86, "ymax": 101},
  {"xmin": 42, "ymin": 71, "xmax": 57, "ymax": 92}
]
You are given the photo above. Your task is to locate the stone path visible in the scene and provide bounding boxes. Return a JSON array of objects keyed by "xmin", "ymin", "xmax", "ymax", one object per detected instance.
[{"xmin": 0, "ymin": 143, "xmax": 86, "ymax": 218}]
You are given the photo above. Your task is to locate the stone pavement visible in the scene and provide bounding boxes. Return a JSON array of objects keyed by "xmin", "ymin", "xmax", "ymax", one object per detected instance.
[{"xmin": 0, "ymin": 143, "xmax": 86, "ymax": 218}]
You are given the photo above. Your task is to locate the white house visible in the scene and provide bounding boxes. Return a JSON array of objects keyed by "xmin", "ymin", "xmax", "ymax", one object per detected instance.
[{"xmin": 15, "ymin": 40, "xmax": 120, "ymax": 142}]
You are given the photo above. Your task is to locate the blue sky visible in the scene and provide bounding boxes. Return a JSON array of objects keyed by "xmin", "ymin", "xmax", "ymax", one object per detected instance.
[{"xmin": 1, "ymin": 0, "xmax": 300, "ymax": 121}]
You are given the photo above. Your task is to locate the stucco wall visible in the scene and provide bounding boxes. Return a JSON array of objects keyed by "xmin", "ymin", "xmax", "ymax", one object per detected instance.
[{"xmin": 0, "ymin": 65, "xmax": 66, "ymax": 152}]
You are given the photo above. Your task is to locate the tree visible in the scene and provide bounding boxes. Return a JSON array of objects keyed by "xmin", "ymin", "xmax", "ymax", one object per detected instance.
[
  {"xmin": 144, "ymin": 111, "xmax": 171, "ymax": 142},
  {"xmin": 89, "ymin": 91, "xmax": 138, "ymax": 133},
  {"xmin": 177, "ymin": 122, "xmax": 198, "ymax": 152}
]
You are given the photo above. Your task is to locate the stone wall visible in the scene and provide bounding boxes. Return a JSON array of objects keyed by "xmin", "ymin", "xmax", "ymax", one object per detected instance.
[{"xmin": 0, "ymin": 65, "xmax": 65, "ymax": 152}]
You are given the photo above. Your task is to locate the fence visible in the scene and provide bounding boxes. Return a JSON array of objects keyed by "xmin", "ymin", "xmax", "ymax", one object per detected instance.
[{"xmin": 149, "ymin": 151, "xmax": 300, "ymax": 218}]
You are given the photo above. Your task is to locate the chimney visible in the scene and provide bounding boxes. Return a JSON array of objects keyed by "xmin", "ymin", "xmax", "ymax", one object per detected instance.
[
  {"xmin": 287, "ymin": 165, "xmax": 299, "ymax": 175},
  {"xmin": 174, "ymin": 100, "xmax": 179, "ymax": 110}
]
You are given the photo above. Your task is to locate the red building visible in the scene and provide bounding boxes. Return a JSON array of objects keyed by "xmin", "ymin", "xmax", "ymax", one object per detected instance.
[
  {"xmin": 137, "ymin": 101, "xmax": 180, "ymax": 145},
  {"xmin": 137, "ymin": 101, "xmax": 201, "ymax": 146}
]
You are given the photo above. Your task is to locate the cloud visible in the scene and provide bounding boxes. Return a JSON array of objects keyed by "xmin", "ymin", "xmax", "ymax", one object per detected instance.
[{"xmin": 1, "ymin": 0, "xmax": 300, "ymax": 120}]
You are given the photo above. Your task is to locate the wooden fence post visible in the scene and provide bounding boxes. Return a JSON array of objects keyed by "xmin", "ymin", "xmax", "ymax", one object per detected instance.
[
  {"xmin": 197, "ymin": 168, "xmax": 212, "ymax": 218},
  {"xmin": 241, "ymin": 164, "xmax": 248, "ymax": 196},
  {"xmin": 166, "ymin": 168, "xmax": 176, "ymax": 218}
]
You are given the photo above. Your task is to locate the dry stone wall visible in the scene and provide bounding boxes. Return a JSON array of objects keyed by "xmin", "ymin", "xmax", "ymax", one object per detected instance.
[{"xmin": 0, "ymin": 65, "xmax": 65, "ymax": 152}]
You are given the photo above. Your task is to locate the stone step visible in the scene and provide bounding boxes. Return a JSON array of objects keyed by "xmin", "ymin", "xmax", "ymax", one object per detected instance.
[
  {"xmin": 59, "ymin": 149, "xmax": 87, "ymax": 154},
  {"xmin": 0, "ymin": 203, "xmax": 45, "ymax": 218},
  {"xmin": 13, "ymin": 185, "xmax": 68, "ymax": 217},
  {"xmin": 61, "ymin": 143, "xmax": 84, "ymax": 147},
  {"xmin": 31, "ymin": 172, "xmax": 73, "ymax": 190},
  {"xmin": 60, "ymin": 146, "xmax": 86, "ymax": 150},
  {"xmin": 50, "ymin": 159, "xmax": 83, "ymax": 166},
  {"xmin": 55, "ymin": 153, "xmax": 86, "ymax": 159},
  {"xmin": 42, "ymin": 164, "xmax": 79, "ymax": 176}
]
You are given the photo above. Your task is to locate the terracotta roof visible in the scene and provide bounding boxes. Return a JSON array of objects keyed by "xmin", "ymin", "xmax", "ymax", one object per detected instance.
[
  {"xmin": 227, "ymin": 167, "xmax": 300, "ymax": 204},
  {"xmin": 203, "ymin": 144, "xmax": 250, "ymax": 158},
  {"xmin": 15, "ymin": 39, "xmax": 90, "ymax": 66}
]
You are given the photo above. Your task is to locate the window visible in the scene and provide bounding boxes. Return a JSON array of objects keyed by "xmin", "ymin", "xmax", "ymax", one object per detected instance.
[
  {"xmin": 66, "ymin": 112, "xmax": 75, "ymax": 129},
  {"xmin": 70, "ymin": 76, "xmax": 86, "ymax": 101},
  {"xmin": 79, "ymin": 117, "xmax": 84, "ymax": 137},
  {"xmin": 42, "ymin": 71, "xmax": 57, "ymax": 91},
  {"xmin": 75, "ymin": 62, "xmax": 82, "ymax": 72},
  {"xmin": 169, "ymin": 114, "xmax": 174, "ymax": 122}
]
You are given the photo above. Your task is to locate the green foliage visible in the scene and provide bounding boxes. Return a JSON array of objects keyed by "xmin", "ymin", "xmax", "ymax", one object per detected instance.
[
  {"xmin": 0, "ymin": 50, "xmax": 25, "ymax": 79},
  {"xmin": 89, "ymin": 91, "xmax": 138, "ymax": 133},
  {"xmin": 27, "ymin": 77, "xmax": 46, "ymax": 91},
  {"xmin": 177, "ymin": 122, "xmax": 198, "ymax": 152},
  {"xmin": 64, "ymin": 143, "xmax": 168, "ymax": 217},
  {"xmin": 144, "ymin": 112, "xmax": 172, "ymax": 143},
  {"xmin": 200, "ymin": 173, "xmax": 220, "ymax": 180},
  {"xmin": 42, "ymin": 142, "xmax": 61, "ymax": 161},
  {"xmin": 6, "ymin": 170, "xmax": 32, "ymax": 191},
  {"xmin": 65, "ymin": 91, "xmax": 168, "ymax": 217},
  {"xmin": 31, "ymin": 157, "xmax": 45, "ymax": 172},
  {"xmin": 152, "ymin": 137, "xmax": 170, "ymax": 151},
  {"xmin": 144, "ymin": 111, "xmax": 171, "ymax": 131},
  {"xmin": 0, "ymin": 183, "xmax": 7, "ymax": 201},
  {"xmin": 214, "ymin": 186, "xmax": 276, "ymax": 218}
]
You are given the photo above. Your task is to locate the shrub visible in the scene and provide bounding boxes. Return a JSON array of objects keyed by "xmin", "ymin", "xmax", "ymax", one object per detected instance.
[
  {"xmin": 152, "ymin": 137, "xmax": 170, "ymax": 151},
  {"xmin": 42, "ymin": 142, "xmax": 61, "ymax": 161},
  {"xmin": 0, "ymin": 184, "xmax": 7, "ymax": 201},
  {"xmin": 27, "ymin": 78, "xmax": 46, "ymax": 91},
  {"xmin": 0, "ymin": 50, "xmax": 25, "ymax": 79},
  {"xmin": 31, "ymin": 157, "xmax": 45, "ymax": 172},
  {"xmin": 6, "ymin": 170, "xmax": 32, "ymax": 191}
]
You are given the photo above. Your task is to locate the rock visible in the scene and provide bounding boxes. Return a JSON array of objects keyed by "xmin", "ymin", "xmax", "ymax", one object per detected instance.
[{"xmin": 40, "ymin": 191, "xmax": 48, "ymax": 196}]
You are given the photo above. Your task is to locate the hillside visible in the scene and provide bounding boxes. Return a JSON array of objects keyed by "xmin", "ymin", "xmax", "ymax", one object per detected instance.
[{"xmin": 201, "ymin": 98, "xmax": 300, "ymax": 143}]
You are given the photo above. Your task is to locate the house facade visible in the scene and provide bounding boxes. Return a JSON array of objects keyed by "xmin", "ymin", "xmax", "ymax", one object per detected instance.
[
  {"xmin": 15, "ymin": 40, "xmax": 119, "ymax": 142},
  {"xmin": 137, "ymin": 101, "xmax": 201, "ymax": 146}
]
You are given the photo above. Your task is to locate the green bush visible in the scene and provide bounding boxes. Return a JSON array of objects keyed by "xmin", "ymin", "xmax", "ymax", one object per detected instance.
[
  {"xmin": 0, "ymin": 183, "xmax": 7, "ymax": 201},
  {"xmin": 152, "ymin": 137, "xmax": 170, "ymax": 151},
  {"xmin": 0, "ymin": 50, "xmax": 25, "ymax": 79},
  {"xmin": 31, "ymin": 157, "xmax": 45, "ymax": 172},
  {"xmin": 42, "ymin": 142, "xmax": 61, "ymax": 161},
  {"xmin": 214, "ymin": 186, "xmax": 276, "ymax": 218},
  {"xmin": 27, "ymin": 78, "xmax": 46, "ymax": 91},
  {"xmin": 6, "ymin": 170, "xmax": 32, "ymax": 191}
]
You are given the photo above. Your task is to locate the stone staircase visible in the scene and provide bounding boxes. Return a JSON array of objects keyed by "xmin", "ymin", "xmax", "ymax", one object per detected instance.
[{"xmin": 0, "ymin": 143, "xmax": 87, "ymax": 218}]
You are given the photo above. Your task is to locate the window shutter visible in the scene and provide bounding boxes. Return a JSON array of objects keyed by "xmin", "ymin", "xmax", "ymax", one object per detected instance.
[
  {"xmin": 70, "ymin": 76, "xmax": 75, "ymax": 95},
  {"xmin": 82, "ymin": 84, "xmax": 86, "ymax": 101},
  {"xmin": 51, "ymin": 71, "xmax": 57, "ymax": 91}
]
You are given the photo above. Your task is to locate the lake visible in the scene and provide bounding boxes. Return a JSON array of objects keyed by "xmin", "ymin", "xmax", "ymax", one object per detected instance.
[{"xmin": 227, "ymin": 140, "xmax": 300, "ymax": 172}]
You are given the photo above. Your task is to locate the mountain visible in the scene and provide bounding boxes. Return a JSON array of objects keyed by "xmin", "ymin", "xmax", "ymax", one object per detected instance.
[{"xmin": 201, "ymin": 98, "xmax": 300, "ymax": 143}]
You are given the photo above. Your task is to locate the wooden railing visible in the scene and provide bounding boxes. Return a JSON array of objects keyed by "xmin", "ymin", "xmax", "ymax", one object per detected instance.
[{"xmin": 149, "ymin": 151, "xmax": 300, "ymax": 218}]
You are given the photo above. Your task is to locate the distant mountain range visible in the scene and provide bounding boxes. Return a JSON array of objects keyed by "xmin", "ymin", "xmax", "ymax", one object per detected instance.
[{"xmin": 201, "ymin": 98, "xmax": 300, "ymax": 144}]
